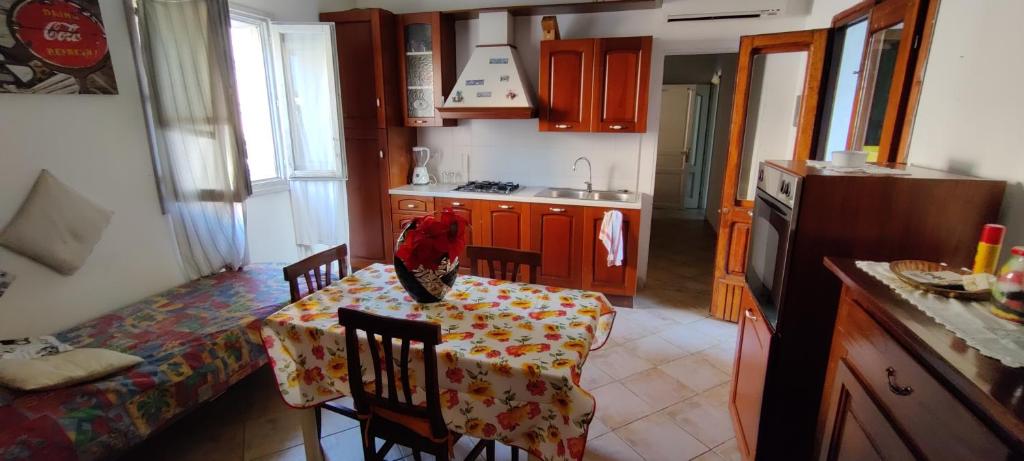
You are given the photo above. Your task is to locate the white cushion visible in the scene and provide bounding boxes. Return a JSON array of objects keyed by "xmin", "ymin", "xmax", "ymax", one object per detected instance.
[
  {"xmin": 0, "ymin": 170, "xmax": 113, "ymax": 275},
  {"xmin": 0, "ymin": 335, "xmax": 72, "ymax": 360},
  {"xmin": 0, "ymin": 348, "xmax": 142, "ymax": 391}
]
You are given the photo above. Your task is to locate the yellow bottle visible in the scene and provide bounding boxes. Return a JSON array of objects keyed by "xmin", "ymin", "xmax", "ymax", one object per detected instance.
[{"xmin": 973, "ymin": 224, "xmax": 1006, "ymax": 274}]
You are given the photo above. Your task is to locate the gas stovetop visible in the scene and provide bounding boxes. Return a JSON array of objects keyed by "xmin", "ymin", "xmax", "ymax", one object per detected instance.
[{"xmin": 453, "ymin": 181, "xmax": 521, "ymax": 194}]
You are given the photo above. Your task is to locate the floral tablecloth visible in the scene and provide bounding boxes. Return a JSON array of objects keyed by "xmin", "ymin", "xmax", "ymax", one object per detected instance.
[{"xmin": 261, "ymin": 264, "xmax": 616, "ymax": 461}]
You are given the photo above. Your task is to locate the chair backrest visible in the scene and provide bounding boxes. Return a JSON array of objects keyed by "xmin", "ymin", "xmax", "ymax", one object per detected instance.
[
  {"xmin": 283, "ymin": 245, "xmax": 348, "ymax": 302},
  {"xmin": 338, "ymin": 308, "xmax": 446, "ymax": 440},
  {"xmin": 465, "ymin": 245, "xmax": 542, "ymax": 283}
]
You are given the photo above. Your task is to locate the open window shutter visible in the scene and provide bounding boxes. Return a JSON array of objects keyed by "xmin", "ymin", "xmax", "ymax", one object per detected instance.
[{"xmin": 269, "ymin": 23, "xmax": 346, "ymax": 179}]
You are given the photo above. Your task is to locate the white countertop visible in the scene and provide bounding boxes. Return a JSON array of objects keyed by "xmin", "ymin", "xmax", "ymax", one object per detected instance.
[{"xmin": 389, "ymin": 184, "xmax": 642, "ymax": 210}]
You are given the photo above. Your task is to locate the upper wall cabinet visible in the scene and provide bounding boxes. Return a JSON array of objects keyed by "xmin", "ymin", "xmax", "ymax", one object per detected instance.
[
  {"xmin": 397, "ymin": 12, "xmax": 456, "ymax": 127},
  {"xmin": 592, "ymin": 36, "xmax": 652, "ymax": 133},
  {"xmin": 539, "ymin": 39, "xmax": 595, "ymax": 132},
  {"xmin": 538, "ymin": 36, "xmax": 652, "ymax": 133}
]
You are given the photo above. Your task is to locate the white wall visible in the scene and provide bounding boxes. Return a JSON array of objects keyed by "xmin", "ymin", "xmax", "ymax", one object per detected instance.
[
  {"xmin": 0, "ymin": 0, "xmax": 351, "ymax": 337},
  {"xmin": 904, "ymin": 0, "xmax": 1024, "ymax": 253}
]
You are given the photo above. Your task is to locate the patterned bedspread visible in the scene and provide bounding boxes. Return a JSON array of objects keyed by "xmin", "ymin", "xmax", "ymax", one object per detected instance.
[{"xmin": 0, "ymin": 264, "xmax": 290, "ymax": 461}]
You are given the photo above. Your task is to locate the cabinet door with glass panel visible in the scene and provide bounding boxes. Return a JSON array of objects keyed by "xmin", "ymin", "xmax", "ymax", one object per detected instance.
[
  {"xmin": 397, "ymin": 12, "xmax": 456, "ymax": 127},
  {"xmin": 817, "ymin": 0, "xmax": 931, "ymax": 163}
]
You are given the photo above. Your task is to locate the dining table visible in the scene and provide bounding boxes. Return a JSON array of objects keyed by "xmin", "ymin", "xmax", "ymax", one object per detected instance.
[{"xmin": 261, "ymin": 263, "xmax": 616, "ymax": 461}]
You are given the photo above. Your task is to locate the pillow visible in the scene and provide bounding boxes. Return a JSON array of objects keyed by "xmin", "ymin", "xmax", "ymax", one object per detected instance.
[
  {"xmin": 0, "ymin": 336, "xmax": 73, "ymax": 360},
  {"xmin": 0, "ymin": 348, "xmax": 142, "ymax": 391},
  {"xmin": 0, "ymin": 170, "xmax": 113, "ymax": 275}
]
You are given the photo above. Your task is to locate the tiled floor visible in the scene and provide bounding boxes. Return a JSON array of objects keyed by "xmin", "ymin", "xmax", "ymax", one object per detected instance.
[{"xmin": 135, "ymin": 217, "xmax": 737, "ymax": 461}]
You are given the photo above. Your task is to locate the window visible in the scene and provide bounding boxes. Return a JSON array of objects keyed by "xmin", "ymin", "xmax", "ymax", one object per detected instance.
[{"xmin": 229, "ymin": 10, "xmax": 287, "ymax": 194}]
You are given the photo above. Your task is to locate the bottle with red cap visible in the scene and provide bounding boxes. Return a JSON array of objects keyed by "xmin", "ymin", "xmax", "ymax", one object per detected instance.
[{"xmin": 973, "ymin": 224, "xmax": 1006, "ymax": 274}]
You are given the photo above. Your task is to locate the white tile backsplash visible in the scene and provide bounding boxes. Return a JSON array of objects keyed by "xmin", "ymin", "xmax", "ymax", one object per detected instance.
[{"xmin": 418, "ymin": 119, "xmax": 642, "ymax": 191}]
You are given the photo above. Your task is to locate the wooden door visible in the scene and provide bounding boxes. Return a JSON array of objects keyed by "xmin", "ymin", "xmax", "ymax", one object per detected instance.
[
  {"xmin": 818, "ymin": 361, "xmax": 916, "ymax": 461},
  {"xmin": 654, "ymin": 85, "xmax": 695, "ymax": 209},
  {"xmin": 729, "ymin": 297, "xmax": 773, "ymax": 461},
  {"xmin": 480, "ymin": 201, "xmax": 530, "ymax": 250},
  {"xmin": 530, "ymin": 205, "xmax": 584, "ymax": 288},
  {"xmin": 582, "ymin": 207, "xmax": 640, "ymax": 296},
  {"xmin": 591, "ymin": 36, "xmax": 652, "ymax": 133},
  {"xmin": 323, "ymin": 10, "xmax": 386, "ymax": 132},
  {"xmin": 539, "ymin": 39, "xmax": 594, "ymax": 132},
  {"xmin": 711, "ymin": 30, "xmax": 829, "ymax": 322},
  {"xmin": 344, "ymin": 136, "xmax": 389, "ymax": 267}
]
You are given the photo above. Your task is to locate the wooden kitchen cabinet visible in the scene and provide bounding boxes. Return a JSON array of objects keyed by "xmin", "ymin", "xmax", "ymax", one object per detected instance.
[
  {"xmin": 530, "ymin": 204, "xmax": 584, "ymax": 288},
  {"xmin": 397, "ymin": 12, "xmax": 456, "ymax": 127},
  {"xmin": 581, "ymin": 207, "xmax": 639, "ymax": 296},
  {"xmin": 479, "ymin": 201, "xmax": 531, "ymax": 250},
  {"xmin": 538, "ymin": 39, "xmax": 594, "ymax": 132},
  {"xmin": 539, "ymin": 36, "xmax": 651, "ymax": 133},
  {"xmin": 435, "ymin": 197, "xmax": 479, "ymax": 270},
  {"xmin": 730, "ymin": 293, "xmax": 772, "ymax": 461},
  {"xmin": 591, "ymin": 36, "xmax": 652, "ymax": 133},
  {"xmin": 321, "ymin": 8, "xmax": 416, "ymax": 268}
]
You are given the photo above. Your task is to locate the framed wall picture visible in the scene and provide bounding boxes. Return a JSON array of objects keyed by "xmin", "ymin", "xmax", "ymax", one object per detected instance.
[{"xmin": 0, "ymin": 0, "xmax": 117, "ymax": 94}]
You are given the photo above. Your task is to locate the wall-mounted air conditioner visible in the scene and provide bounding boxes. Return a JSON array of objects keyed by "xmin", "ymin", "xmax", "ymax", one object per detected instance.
[{"xmin": 663, "ymin": 0, "xmax": 810, "ymax": 22}]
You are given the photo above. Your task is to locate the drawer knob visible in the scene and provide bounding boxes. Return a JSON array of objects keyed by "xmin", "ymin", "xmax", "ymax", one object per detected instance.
[
  {"xmin": 886, "ymin": 367, "xmax": 914, "ymax": 396},
  {"xmin": 744, "ymin": 309, "xmax": 757, "ymax": 321},
  {"xmin": 609, "ymin": 124, "xmax": 624, "ymax": 130},
  {"xmin": 498, "ymin": 204, "xmax": 513, "ymax": 209},
  {"xmin": 555, "ymin": 124, "xmax": 571, "ymax": 129},
  {"xmin": 550, "ymin": 207, "xmax": 565, "ymax": 212},
  {"xmin": 451, "ymin": 201, "xmax": 463, "ymax": 206},
  {"xmin": 406, "ymin": 204, "xmax": 416, "ymax": 208}
]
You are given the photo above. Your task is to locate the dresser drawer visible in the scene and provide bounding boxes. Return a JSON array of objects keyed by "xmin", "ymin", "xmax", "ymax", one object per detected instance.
[
  {"xmin": 836, "ymin": 294, "xmax": 1011, "ymax": 460},
  {"xmin": 392, "ymin": 212, "xmax": 421, "ymax": 235},
  {"xmin": 391, "ymin": 195, "xmax": 434, "ymax": 213}
]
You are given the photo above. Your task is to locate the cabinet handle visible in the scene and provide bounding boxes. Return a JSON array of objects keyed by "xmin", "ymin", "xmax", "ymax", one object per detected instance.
[
  {"xmin": 886, "ymin": 367, "xmax": 914, "ymax": 396},
  {"xmin": 406, "ymin": 204, "xmax": 416, "ymax": 208},
  {"xmin": 414, "ymin": 120, "xmax": 427, "ymax": 124},
  {"xmin": 744, "ymin": 309, "xmax": 757, "ymax": 321},
  {"xmin": 378, "ymin": 150, "xmax": 384, "ymax": 159},
  {"xmin": 549, "ymin": 207, "xmax": 565, "ymax": 212},
  {"xmin": 498, "ymin": 204, "xmax": 513, "ymax": 209},
  {"xmin": 609, "ymin": 125, "xmax": 624, "ymax": 130},
  {"xmin": 747, "ymin": 210, "xmax": 753, "ymax": 217},
  {"xmin": 376, "ymin": 97, "xmax": 381, "ymax": 108},
  {"xmin": 554, "ymin": 124, "xmax": 571, "ymax": 129},
  {"xmin": 451, "ymin": 201, "xmax": 463, "ymax": 207}
]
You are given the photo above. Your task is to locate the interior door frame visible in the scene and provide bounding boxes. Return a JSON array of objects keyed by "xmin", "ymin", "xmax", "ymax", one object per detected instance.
[
  {"xmin": 710, "ymin": 29, "xmax": 829, "ymax": 323},
  {"xmin": 653, "ymin": 84, "xmax": 696, "ymax": 210}
]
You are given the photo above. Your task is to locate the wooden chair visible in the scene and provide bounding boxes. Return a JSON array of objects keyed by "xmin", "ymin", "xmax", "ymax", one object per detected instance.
[
  {"xmin": 465, "ymin": 246, "xmax": 542, "ymax": 283},
  {"xmin": 339, "ymin": 308, "xmax": 496, "ymax": 461},
  {"xmin": 282, "ymin": 244, "xmax": 357, "ymax": 432}
]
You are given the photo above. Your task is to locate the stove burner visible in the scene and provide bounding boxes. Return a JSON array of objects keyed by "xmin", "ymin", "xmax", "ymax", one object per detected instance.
[{"xmin": 454, "ymin": 181, "xmax": 520, "ymax": 194}]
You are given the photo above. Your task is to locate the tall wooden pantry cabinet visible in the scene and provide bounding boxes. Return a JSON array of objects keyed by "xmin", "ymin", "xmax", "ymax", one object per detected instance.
[{"xmin": 319, "ymin": 8, "xmax": 416, "ymax": 268}]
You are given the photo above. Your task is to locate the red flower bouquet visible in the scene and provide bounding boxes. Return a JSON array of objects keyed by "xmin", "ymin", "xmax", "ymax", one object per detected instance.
[{"xmin": 394, "ymin": 208, "xmax": 470, "ymax": 303}]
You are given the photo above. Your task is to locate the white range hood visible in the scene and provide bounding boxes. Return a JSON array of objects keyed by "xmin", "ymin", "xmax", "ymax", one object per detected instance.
[{"xmin": 437, "ymin": 11, "xmax": 536, "ymax": 119}]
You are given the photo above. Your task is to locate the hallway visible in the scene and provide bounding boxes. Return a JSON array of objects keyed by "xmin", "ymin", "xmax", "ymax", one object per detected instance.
[{"xmin": 637, "ymin": 215, "xmax": 718, "ymax": 312}]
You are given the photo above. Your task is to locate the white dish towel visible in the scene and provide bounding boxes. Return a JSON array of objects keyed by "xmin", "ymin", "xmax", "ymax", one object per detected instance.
[{"xmin": 599, "ymin": 210, "xmax": 624, "ymax": 267}]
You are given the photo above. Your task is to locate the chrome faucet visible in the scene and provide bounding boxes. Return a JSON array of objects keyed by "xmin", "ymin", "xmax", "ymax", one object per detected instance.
[{"xmin": 573, "ymin": 156, "xmax": 593, "ymax": 192}]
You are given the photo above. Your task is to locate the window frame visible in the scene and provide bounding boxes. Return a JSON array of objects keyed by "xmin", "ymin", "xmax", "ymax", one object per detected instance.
[{"xmin": 229, "ymin": 7, "xmax": 290, "ymax": 195}]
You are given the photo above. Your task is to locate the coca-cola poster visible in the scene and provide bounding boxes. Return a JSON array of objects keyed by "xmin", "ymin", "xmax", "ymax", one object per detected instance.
[{"xmin": 0, "ymin": 0, "xmax": 117, "ymax": 94}]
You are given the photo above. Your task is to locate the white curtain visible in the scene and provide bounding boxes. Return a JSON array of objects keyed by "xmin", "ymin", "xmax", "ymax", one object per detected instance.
[
  {"xmin": 273, "ymin": 25, "xmax": 348, "ymax": 257},
  {"xmin": 133, "ymin": 0, "xmax": 250, "ymax": 278}
]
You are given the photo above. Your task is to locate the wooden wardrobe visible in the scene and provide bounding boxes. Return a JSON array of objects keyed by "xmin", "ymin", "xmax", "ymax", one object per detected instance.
[{"xmin": 319, "ymin": 8, "xmax": 416, "ymax": 268}]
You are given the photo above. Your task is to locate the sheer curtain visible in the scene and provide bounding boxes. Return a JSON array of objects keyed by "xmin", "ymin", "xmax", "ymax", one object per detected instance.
[
  {"xmin": 132, "ymin": 0, "xmax": 250, "ymax": 278},
  {"xmin": 273, "ymin": 25, "xmax": 348, "ymax": 257}
]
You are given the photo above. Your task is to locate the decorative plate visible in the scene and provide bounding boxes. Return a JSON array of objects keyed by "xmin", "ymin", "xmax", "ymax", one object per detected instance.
[{"xmin": 889, "ymin": 260, "xmax": 992, "ymax": 301}]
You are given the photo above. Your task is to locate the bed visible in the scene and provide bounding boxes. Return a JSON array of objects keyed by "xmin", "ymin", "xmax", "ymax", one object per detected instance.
[{"xmin": 0, "ymin": 264, "xmax": 290, "ymax": 460}]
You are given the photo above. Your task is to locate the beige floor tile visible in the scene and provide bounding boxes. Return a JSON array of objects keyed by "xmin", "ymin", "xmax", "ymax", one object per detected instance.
[
  {"xmin": 691, "ymin": 449, "xmax": 726, "ymax": 461},
  {"xmin": 622, "ymin": 335, "xmax": 689, "ymax": 366},
  {"xmin": 243, "ymin": 410, "xmax": 306, "ymax": 460},
  {"xmin": 321, "ymin": 401, "xmax": 360, "ymax": 436},
  {"xmin": 583, "ymin": 432, "xmax": 644, "ymax": 461},
  {"xmin": 615, "ymin": 413, "xmax": 708, "ymax": 461},
  {"xmin": 587, "ymin": 346, "xmax": 654, "ymax": 380},
  {"xmin": 640, "ymin": 303, "xmax": 709, "ymax": 325},
  {"xmin": 661, "ymin": 389, "xmax": 736, "ymax": 448},
  {"xmin": 250, "ymin": 444, "xmax": 305, "ymax": 461},
  {"xmin": 691, "ymin": 318, "xmax": 738, "ymax": 343},
  {"xmin": 319, "ymin": 428, "xmax": 411, "ymax": 461},
  {"xmin": 621, "ymin": 368, "xmax": 696, "ymax": 410},
  {"xmin": 698, "ymin": 342, "xmax": 737, "ymax": 374},
  {"xmin": 590, "ymin": 382, "xmax": 655, "ymax": 429},
  {"xmin": 609, "ymin": 310, "xmax": 663, "ymax": 341},
  {"xmin": 657, "ymin": 322, "xmax": 720, "ymax": 354},
  {"xmin": 587, "ymin": 416, "xmax": 611, "ymax": 440},
  {"xmin": 713, "ymin": 438, "xmax": 742, "ymax": 461},
  {"xmin": 659, "ymin": 355, "xmax": 731, "ymax": 393},
  {"xmin": 579, "ymin": 363, "xmax": 616, "ymax": 390}
]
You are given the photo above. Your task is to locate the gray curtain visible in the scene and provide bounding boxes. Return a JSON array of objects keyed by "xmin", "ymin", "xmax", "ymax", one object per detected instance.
[{"xmin": 130, "ymin": 0, "xmax": 250, "ymax": 279}]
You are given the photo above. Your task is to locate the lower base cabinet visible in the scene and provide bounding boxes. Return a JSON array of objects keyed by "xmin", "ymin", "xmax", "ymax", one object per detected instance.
[
  {"xmin": 581, "ymin": 207, "xmax": 640, "ymax": 296},
  {"xmin": 729, "ymin": 293, "xmax": 771, "ymax": 461},
  {"xmin": 530, "ymin": 204, "xmax": 584, "ymax": 288}
]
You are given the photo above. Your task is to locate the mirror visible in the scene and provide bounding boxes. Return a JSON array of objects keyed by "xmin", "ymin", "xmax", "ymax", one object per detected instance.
[
  {"xmin": 736, "ymin": 51, "xmax": 809, "ymax": 201},
  {"xmin": 819, "ymin": 19, "xmax": 868, "ymax": 161},
  {"xmin": 851, "ymin": 22, "xmax": 904, "ymax": 159}
]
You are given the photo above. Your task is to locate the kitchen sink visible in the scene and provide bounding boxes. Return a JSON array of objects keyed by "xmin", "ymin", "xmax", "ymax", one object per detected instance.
[{"xmin": 537, "ymin": 188, "xmax": 636, "ymax": 202}]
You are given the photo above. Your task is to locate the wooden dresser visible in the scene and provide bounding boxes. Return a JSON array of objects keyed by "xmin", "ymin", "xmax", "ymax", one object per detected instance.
[{"xmin": 820, "ymin": 258, "xmax": 1024, "ymax": 460}]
